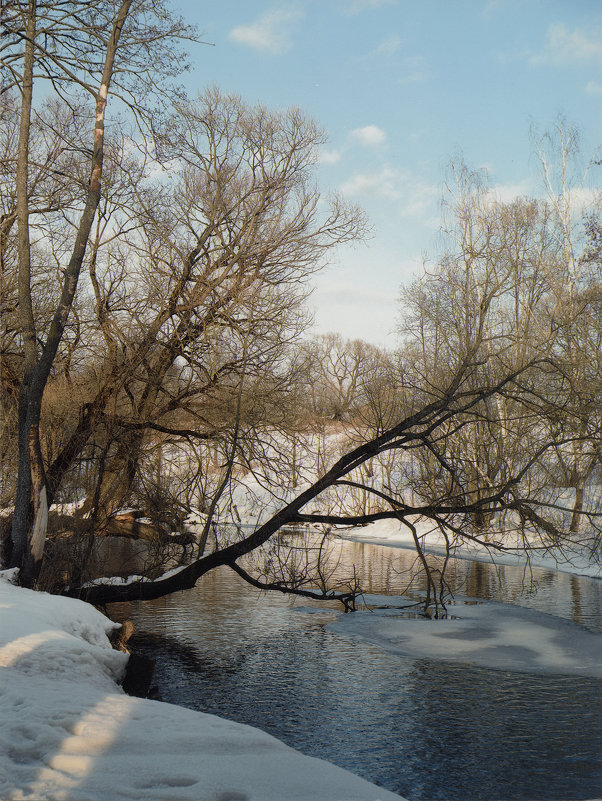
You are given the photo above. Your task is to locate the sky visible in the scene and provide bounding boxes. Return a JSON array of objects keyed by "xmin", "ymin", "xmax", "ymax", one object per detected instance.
[{"xmin": 171, "ymin": 0, "xmax": 602, "ymax": 348}]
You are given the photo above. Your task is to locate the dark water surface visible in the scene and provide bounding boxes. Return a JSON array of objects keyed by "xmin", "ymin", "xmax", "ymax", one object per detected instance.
[{"xmin": 110, "ymin": 541, "xmax": 602, "ymax": 801}]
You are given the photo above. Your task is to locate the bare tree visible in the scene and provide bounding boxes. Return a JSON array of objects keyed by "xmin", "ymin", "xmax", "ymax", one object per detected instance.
[
  {"xmin": 61, "ymin": 354, "xmax": 591, "ymax": 613},
  {"xmin": 2, "ymin": 18, "xmax": 366, "ymax": 591},
  {"xmin": 3, "ymin": 0, "xmax": 194, "ymax": 583},
  {"xmin": 532, "ymin": 120, "xmax": 602, "ymax": 532},
  {"xmin": 4, "ymin": 13, "xmax": 600, "ymax": 618},
  {"xmin": 399, "ymin": 157, "xmax": 601, "ymax": 542},
  {"xmin": 299, "ymin": 334, "xmax": 389, "ymax": 422}
]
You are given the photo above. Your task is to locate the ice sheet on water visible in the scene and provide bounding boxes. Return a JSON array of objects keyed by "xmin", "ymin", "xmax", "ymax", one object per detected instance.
[
  {"xmin": 358, "ymin": 594, "xmax": 420, "ymax": 609},
  {"xmin": 291, "ymin": 605, "xmax": 338, "ymax": 615},
  {"xmin": 327, "ymin": 597, "xmax": 602, "ymax": 677}
]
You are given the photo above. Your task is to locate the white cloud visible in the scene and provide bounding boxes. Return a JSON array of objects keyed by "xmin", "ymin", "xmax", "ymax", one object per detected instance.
[
  {"xmin": 349, "ymin": 125, "xmax": 387, "ymax": 147},
  {"xmin": 555, "ymin": 186, "xmax": 602, "ymax": 213},
  {"xmin": 397, "ymin": 54, "xmax": 429, "ymax": 84},
  {"xmin": 316, "ymin": 279, "xmax": 392, "ymax": 306},
  {"xmin": 341, "ymin": 166, "xmax": 441, "ymax": 212},
  {"xmin": 371, "ymin": 34, "xmax": 402, "ymax": 58},
  {"xmin": 311, "ymin": 275, "xmax": 399, "ymax": 346},
  {"xmin": 586, "ymin": 80, "xmax": 602, "ymax": 95},
  {"xmin": 358, "ymin": 37, "xmax": 428, "ymax": 83},
  {"xmin": 311, "ymin": 249, "xmax": 425, "ymax": 346},
  {"xmin": 482, "ymin": 0, "xmax": 513, "ymax": 15},
  {"xmin": 319, "ymin": 148, "xmax": 343, "ymax": 165},
  {"xmin": 340, "ymin": 166, "xmax": 439, "ymax": 219},
  {"xmin": 467, "ymin": 181, "xmax": 600, "ymax": 215},
  {"xmin": 483, "ymin": 181, "xmax": 533, "ymax": 204},
  {"xmin": 228, "ymin": 9, "xmax": 303, "ymax": 54},
  {"xmin": 402, "ymin": 182, "xmax": 441, "ymax": 219},
  {"xmin": 531, "ymin": 23, "xmax": 602, "ymax": 66},
  {"xmin": 341, "ymin": 167, "xmax": 402, "ymax": 200}
]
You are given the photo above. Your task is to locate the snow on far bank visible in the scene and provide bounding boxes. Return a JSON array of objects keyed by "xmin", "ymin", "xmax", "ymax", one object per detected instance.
[
  {"xmin": 337, "ymin": 518, "xmax": 602, "ymax": 580},
  {"xmin": 328, "ymin": 596, "xmax": 602, "ymax": 678},
  {"xmin": 0, "ymin": 574, "xmax": 405, "ymax": 801}
]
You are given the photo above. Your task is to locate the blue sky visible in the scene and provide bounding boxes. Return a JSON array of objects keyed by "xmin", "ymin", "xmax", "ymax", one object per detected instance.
[{"xmin": 173, "ymin": 0, "xmax": 602, "ymax": 347}]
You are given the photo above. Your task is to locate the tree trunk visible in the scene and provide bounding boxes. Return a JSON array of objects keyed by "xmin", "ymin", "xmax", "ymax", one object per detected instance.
[
  {"xmin": 569, "ymin": 484, "xmax": 584, "ymax": 533},
  {"xmin": 11, "ymin": 0, "xmax": 38, "ymax": 569},
  {"xmin": 11, "ymin": 0, "xmax": 134, "ymax": 586}
]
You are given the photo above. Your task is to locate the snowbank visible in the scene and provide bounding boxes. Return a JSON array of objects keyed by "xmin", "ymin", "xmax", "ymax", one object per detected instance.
[
  {"xmin": 0, "ymin": 574, "xmax": 405, "ymax": 801},
  {"xmin": 328, "ymin": 596, "xmax": 602, "ymax": 677},
  {"xmin": 337, "ymin": 518, "xmax": 602, "ymax": 579}
]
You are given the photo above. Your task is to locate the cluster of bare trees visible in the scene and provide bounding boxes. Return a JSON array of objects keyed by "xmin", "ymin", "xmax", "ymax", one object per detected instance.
[
  {"xmin": 399, "ymin": 152, "xmax": 601, "ymax": 542},
  {"xmin": 1, "ymin": 0, "xmax": 365, "ymax": 589},
  {"xmin": 1, "ymin": 2, "xmax": 600, "ymax": 613}
]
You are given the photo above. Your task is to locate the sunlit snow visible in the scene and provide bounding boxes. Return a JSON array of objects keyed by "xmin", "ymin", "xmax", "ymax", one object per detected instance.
[
  {"xmin": 338, "ymin": 518, "xmax": 602, "ymax": 580},
  {"xmin": 0, "ymin": 574, "xmax": 405, "ymax": 801}
]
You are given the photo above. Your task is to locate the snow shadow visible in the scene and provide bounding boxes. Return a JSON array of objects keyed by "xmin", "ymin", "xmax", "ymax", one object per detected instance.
[{"xmin": 0, "ymin": 580, "xmax": 404, "ymax": 801}]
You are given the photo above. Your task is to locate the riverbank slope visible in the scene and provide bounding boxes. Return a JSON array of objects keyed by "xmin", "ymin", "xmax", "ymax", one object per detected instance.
[{"xmin": 0, "ymin": 573, "xmax": 405, "ymax": 801}]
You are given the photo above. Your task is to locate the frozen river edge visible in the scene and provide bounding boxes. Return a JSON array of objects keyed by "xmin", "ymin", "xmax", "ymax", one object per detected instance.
[
  {"xmin": 2, "ymin": 555, "xmax": 602, "ymax": 801},
  {"xmin": 326, "ymin": 595, "xmax": 602, "ymax": 678},
  {"xmin": 0, "ymin": 575, "xmax": 405, "ymax": 801}
]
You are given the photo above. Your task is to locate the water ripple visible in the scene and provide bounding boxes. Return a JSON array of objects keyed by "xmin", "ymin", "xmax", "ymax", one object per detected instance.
[{"xmin": 111, "ymin": 544, "xmax": 602, "ymax": 801}]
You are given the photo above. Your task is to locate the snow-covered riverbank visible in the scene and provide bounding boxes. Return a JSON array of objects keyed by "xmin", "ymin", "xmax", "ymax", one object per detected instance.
[
  {"xmin": 0, "ymin": 573, "xmax": 405, "ymax": 801},
  {"xmin": 2, "ymin": 523, "xmax": 602, "ymax": 801},
  {"xmin": 338, "ymin": 517, "xmax": 602, "ymax": 580}
]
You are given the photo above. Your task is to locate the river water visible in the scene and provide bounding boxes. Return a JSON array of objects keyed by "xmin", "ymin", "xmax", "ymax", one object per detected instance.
[{"xmin": 110, "ymin": 539, "xmax": 602, "ymax": 801}]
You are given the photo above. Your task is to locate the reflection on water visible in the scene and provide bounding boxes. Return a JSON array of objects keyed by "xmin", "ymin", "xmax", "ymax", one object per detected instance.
[
  {"xmin": 339, "ymin": 540, "xmax": 602, "ymax": 630},
  {"xmin": 110, "ymin": 541, "xmax": 602, "ymax": 801}
]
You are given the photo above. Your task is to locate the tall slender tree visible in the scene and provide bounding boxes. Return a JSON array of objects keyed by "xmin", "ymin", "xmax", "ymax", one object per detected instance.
[{"xmin": 3, "ymin": 0, "xmax": 194, "ymax": 584}]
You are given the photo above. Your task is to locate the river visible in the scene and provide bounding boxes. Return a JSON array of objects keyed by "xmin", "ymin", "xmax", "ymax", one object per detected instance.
[{"xmin": 110, "ymin": 539, "xmax": 602, "ymax": 801}]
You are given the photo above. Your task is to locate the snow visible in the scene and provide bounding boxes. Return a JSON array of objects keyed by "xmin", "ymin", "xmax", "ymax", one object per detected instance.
[
  {"xmin": 0, "ymin": 574, "xmax": 405, "ymax": 801},
  {"xmin": 328, "ymin": 597, "xmax": 602, "ymax": 678},
  {"xmin": 337, "ymin": 517, "xmax": 602, "ymax": 579},
  {"xmin": 203, "ymin": 430, "xmax": 602, "ymax": 584},
  {"xmin": 81, "ymin": 564, "xmax": 190, "ymax": 588},
  {"xmin": 81, "ymin": 574, "xmax": 146, "ymax": 587}
]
